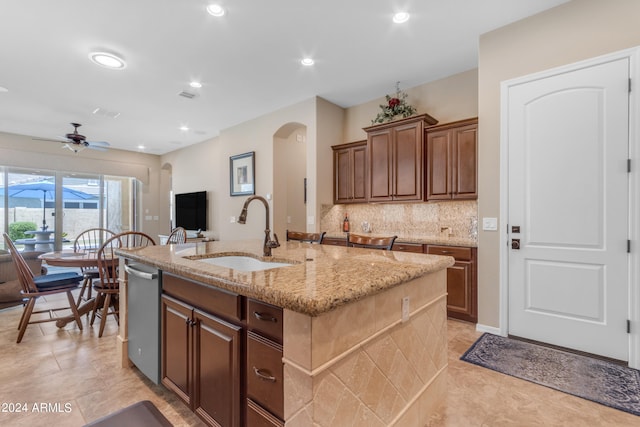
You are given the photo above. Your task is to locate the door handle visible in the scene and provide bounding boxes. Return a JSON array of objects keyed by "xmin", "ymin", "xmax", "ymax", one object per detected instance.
[{"xmin": 511, "ymin": 239, "xmax": 520, "ymax": 250}]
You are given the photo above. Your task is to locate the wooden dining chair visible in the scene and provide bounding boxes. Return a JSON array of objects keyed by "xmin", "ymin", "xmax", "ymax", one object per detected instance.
[
  {"xmin": 73, "ymin": 228, "xmax": 116, "ymax": 306},
  {"xmin": 346, "ymin": 233, "xmax": 397, "ymax": 250},
  {"xmin": 91, "ymin": 231, "xmax": 156, "ymax": 337},
  {"xmin": 3, "ymin": 232, "xmax": 84, "ymax": 343},
  {"xmin": 286, "ymin": 230, "xmax": 326, "ymax": 244},
  {"xmin": 165, "ymin": 226, "xmax": 187, "ymax": 244}
]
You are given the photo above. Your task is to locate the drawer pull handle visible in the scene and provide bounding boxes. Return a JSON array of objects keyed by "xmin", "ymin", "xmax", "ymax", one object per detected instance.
[
  {"xmin": 440, "ymin": 250, "xmax": 452, "ymax": 254},
  {"xmin": 253, "ymin": 366, "xmax": 276, "ymax": 382},
  {"xmin": 254, "ymin": 311, "xmax": 277, "ymax": 323}
]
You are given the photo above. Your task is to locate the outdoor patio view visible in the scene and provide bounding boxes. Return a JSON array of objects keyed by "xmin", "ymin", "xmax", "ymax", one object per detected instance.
[{"xmin": 0, "ymin": 168, "xmax": 136, "ymax": 252}]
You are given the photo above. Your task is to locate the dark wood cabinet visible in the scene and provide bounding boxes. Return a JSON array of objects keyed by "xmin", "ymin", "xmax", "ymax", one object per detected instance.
[
  {"xmin": 162, "ymin": 293, "xmax": 242, "ymax": 427},
  {"xmin": 426, "ymin": 245, "xmax": 477, "ymax": 323},
  {"xmin": 162, "ymin": 273, "xmax": 242, "ymax": 427},
  {"xmin": 161, "ymin": 272, "xmax": 285, "ymax": 427},
  {"xmin": 363, "ymin": 114, "xmax": 436, "ymax": 202},
  {"xmin": 426, "ymin": 118, "xmax": 478, "ymax": 201},
  {"xmin": 332, "ymin": 140, "xmax": 367, "ymax": 204},
  {"xmin": 391, "ymin": 242, "xmax": 425, "ymax": 253}
]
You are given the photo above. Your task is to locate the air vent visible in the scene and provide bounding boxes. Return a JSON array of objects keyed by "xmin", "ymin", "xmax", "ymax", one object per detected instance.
[{"xmin": 178, "ymin": 91, "xmax": 197, "ymax": 99}]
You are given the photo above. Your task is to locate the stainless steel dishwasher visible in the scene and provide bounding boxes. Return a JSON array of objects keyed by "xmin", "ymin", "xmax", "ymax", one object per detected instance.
[{"xmin": 124, "ymin": 261, "xmax": 161, "ymax": 384}]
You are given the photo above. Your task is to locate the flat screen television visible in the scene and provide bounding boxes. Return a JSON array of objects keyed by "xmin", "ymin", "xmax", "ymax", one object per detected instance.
[{"xmin": 175, "ymin": 191, "xmax": 207, "ymax": 231}]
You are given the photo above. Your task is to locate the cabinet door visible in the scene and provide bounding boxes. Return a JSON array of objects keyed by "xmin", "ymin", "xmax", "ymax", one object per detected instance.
[
  {"xmin": 161, "ymin": 295, "xmax": 192, "ymax": 406},
  {"xmin": 392, "ymin": 122, "xmax": 423, "ymax": 201},
  {"xmin": 452, "ymin": 123, "xmax": 478, "ymax": 199},
  {"xmin": 446, "ymin": 260, "xmax": 477, "ymax": 322},
  {"xmin": 368, "ymin": 130, "xmax": 393, "ymax": 201},
  {"xmin": 351, "ymin": 144, "xmax": 368, "ymax": 202},
  {"xmin": 193, "ymin": 308, "xmax": 242, "ymax": 427},
  {"xmin": 426, "ymin": 245, "xmax": 477, "ymax": 323},
  {"xmin": 333, "ymin": 142, "xmax": 367, "ymax": 204},
  {"xmin": 334, "ymin": 147, "xmax": 352, "ymax": 203},
  {"xmin": 426, "ymin": 129, "xmax": 452, "ymax": 200}
]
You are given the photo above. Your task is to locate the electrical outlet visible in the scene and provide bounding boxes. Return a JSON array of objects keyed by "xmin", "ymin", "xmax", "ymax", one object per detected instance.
[
  {"xmin": 401, "ymin": 296, "xmax": 410, "ymax": 322},
  {"xmin": 230, "ymin": 216, "xmax": 236, "ymax": 223}
]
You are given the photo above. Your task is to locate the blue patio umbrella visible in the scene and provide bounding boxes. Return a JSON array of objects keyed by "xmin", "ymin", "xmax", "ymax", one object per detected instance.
[{"xmin": 0, "ymin": 181, "xmax": 98, "ymax": 230}]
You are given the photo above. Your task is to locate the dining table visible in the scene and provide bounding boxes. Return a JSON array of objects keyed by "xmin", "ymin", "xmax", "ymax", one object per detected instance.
[{"xmin": 38, "ymin": 249, "xmax": 103, "ymax": 328}]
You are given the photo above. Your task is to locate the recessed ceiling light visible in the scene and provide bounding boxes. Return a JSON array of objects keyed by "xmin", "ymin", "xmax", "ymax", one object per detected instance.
[
  {"xmin": 393, "ymin": 12, "xmax": 410, "ymax": 24},
  {"xmin": 206, "ymin": 4, "xmax": 225, "ymax": 16},
  {"xmin": 180, "ymin": 126, "xmax": 189, "ymax": 131},
  {"xmin": 189, "ymin": 81, "xmax": 202, "ymax": 88},
  {"xmin": 137, "ymin": 145, "xmax": 146, "ymax": 150},
  {"xmin": 301, "ymin": 58, "xmax": 315, "ymax": 66},
  {"xmin": 89, "ymin": 52, "xmax": 126, "ymax": 69}
]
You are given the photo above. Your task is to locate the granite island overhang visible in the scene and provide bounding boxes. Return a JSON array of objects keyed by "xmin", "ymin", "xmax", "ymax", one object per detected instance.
[{"xmin": 116, "ymin": 239, "xmax": 454, "ymax": 426}]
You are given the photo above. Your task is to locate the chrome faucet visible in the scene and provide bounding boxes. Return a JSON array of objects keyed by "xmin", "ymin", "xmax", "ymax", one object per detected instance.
[{"xmin": 238, "ymin": 195, "xmax": 280, "ymax": 256}]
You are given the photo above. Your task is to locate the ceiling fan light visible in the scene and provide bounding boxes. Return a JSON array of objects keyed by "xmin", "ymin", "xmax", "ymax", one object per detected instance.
[{"xmin": 89, "ymin": 52, "xmax": 126, "ymax": 70}]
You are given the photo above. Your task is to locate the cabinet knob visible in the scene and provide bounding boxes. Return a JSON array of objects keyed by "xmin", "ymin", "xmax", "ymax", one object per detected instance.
[{"xmin": 253, "ymin": 366, "xmax": 276, "ymax": 382}]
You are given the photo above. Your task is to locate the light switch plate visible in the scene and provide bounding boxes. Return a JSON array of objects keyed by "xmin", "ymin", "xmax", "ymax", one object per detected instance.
[{"xmin": 482, "ymin": 217, "xmax": 498, "ymax": 231}]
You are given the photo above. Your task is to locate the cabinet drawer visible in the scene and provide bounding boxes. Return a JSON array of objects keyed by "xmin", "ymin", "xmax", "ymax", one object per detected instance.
[
  {"xmin": 247, "ymin": 299, "xmax": 283, "ymax": 343},
  {"xmin": 247, "ymin": 399, "xmax": 284, "ymax": 427},
  {"xmin": 426, "ymin": 245, "xmax": 472, "ymax": 261},
  {"xmin": 247, "ymin": 331, "xmax": 284, "ymax": 420},
  {"xmin": 162, "ymin": 272, "xmax": 241, "ymax": 322},
  {"xmin": 392, "ymin": 243, "xmax": 425, "ymax": 253}
]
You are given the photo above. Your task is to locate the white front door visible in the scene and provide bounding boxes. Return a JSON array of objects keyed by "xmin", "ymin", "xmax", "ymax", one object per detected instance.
[{"xmin": 507, "ymin": 57, "xmax": 630, "ymax": 361}]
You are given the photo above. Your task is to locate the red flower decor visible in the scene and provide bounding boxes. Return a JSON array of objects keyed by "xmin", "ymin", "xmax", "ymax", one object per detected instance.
[{"xmin": 372, "ymin": 82, "xmax": 417, "ymax": 124}]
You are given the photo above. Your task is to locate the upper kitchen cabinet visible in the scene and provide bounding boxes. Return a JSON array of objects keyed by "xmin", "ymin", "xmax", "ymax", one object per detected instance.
[
  {"xmin": 426, "ymin": 118, "xmax": 478, "ymax": 201},
  {"xmin": 332, "ymin": 140, "xmax": 367, "ymax": 204},
  {"xmin": 363, "ymin": 114, "xmax": 438, "ymax": 202}
]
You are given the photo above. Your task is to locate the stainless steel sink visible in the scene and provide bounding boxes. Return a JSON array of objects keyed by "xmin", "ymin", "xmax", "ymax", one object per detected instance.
[{"xmin": 196, "ymin": 255, "xmax": 292, "ymax": 272}]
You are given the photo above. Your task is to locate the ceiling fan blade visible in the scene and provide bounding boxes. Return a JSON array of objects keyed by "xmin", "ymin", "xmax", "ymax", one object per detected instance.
[
  {"xmin": 87, "ymin": 145, "xmax": 109, "ymax": 151},
  {"xmin": 87, "ymin": 140, "xmax": 110, "ymax": 147},
  {"xmin": 32, "ymin": 136, "xmax": 68, "ymax": 143}
]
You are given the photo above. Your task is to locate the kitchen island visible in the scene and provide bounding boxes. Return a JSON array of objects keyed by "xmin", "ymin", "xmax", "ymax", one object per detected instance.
[{"xmin": 116, "ymin": 239, "xmax": 454, "ymax": 427}]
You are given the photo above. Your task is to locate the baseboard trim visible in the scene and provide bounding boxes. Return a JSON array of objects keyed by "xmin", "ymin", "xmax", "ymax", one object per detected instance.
[{"xmin": 475, "ymin": 323, "xmax": 502, "ymax": 336}]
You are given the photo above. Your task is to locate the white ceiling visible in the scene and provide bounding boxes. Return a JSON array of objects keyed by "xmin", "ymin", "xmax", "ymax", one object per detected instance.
[{"xmin": 0, "ymin": 0, "xmax": 568, "ymax": 155}]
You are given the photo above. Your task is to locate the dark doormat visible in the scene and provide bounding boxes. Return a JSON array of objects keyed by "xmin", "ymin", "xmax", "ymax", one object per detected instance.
[{"xmin": 461, "ymin": 333, "xmax": 640, "ymax": 416}]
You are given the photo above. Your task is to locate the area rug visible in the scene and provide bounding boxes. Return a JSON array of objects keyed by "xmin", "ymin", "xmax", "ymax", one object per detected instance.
[{"xmin": 461, "ymin": 333, "xmax": 640, "ymax": 416}]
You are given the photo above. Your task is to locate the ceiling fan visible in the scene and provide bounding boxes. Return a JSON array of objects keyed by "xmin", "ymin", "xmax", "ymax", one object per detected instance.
[{"xmin": 34, "ymin": 123, "xmax": 110, "ymax": 153}]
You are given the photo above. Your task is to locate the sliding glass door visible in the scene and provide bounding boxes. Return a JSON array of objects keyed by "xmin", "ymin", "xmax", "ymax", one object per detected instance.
[{"xmin": 1, "ymin": 167, "xmax": 136, "ymax": 251}]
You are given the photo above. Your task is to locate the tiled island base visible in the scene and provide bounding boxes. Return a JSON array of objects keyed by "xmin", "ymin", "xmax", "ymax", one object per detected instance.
[{"xmin": 283, "ymin": 270, "xmax": 448, "ymax": 426}]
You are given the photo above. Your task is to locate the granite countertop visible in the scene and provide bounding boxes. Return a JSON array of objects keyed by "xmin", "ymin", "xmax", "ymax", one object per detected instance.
[
  {"xmin": 324, "ymin": 233, "xmax": 478, "ymax": 248},
  {"xmin": 117, "ymin": 240, "xmax": 454, "ymax": 316}
]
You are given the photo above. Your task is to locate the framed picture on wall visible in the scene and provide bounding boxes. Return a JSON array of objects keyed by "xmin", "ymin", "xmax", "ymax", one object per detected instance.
[{"xmin": 230, "ymin": 151, "xmax": 255, "ymax": 196}]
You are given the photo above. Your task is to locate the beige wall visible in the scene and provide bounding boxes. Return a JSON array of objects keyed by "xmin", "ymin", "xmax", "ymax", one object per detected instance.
[
  {"xmin": 344, "ymin": 69, "xmax": 478, "ymax": 143},
  {"xmin": 477, "ymin": 0, "xmax": 640, "ymax": 328},
  {"xmin": 0, "ymin": 131, "xmax": 164, "ymax": 239},
  {"xmin": 161, "ymin": 97, "xmax": 345, "ymax": 242}
]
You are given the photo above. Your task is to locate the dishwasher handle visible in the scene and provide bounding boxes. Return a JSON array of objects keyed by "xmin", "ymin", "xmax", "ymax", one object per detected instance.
[{"xmin": 124, "ymin": 264, "xmax": 158, "ymax": 280}]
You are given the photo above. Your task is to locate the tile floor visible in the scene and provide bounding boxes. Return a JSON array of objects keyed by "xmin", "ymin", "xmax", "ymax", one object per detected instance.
[{"xmin": 0, "ymin": 293, "xmax": 638, "ymax": 426}]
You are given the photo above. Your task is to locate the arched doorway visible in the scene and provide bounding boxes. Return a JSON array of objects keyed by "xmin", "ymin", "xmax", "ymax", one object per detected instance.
[{"xmin": 273, "ymin": 123, "xmax": 307, "ymax": 240}]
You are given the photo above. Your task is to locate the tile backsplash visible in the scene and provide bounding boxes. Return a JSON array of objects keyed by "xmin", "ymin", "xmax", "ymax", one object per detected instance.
[{"xmin": 320, "ymin": 201, "xmax": 478, "ymax": 242}]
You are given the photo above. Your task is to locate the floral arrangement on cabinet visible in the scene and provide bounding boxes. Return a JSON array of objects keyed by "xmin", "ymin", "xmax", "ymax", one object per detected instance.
[{"xmin": 371, "ymin": 81, "xmax": 417, "ymax": 124}]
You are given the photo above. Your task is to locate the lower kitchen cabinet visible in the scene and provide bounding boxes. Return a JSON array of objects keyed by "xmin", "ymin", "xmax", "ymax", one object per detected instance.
[
  {"xmin": 162, "ymin": 294, "xmax": 242, "ymax": 427},
  {"xmin": 161, "ymin": 272, "xmax": 284, "ymax": 427},
  {"xmin": 426, "ymin": 245, "xmax": 477, "ymax": 323}
]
